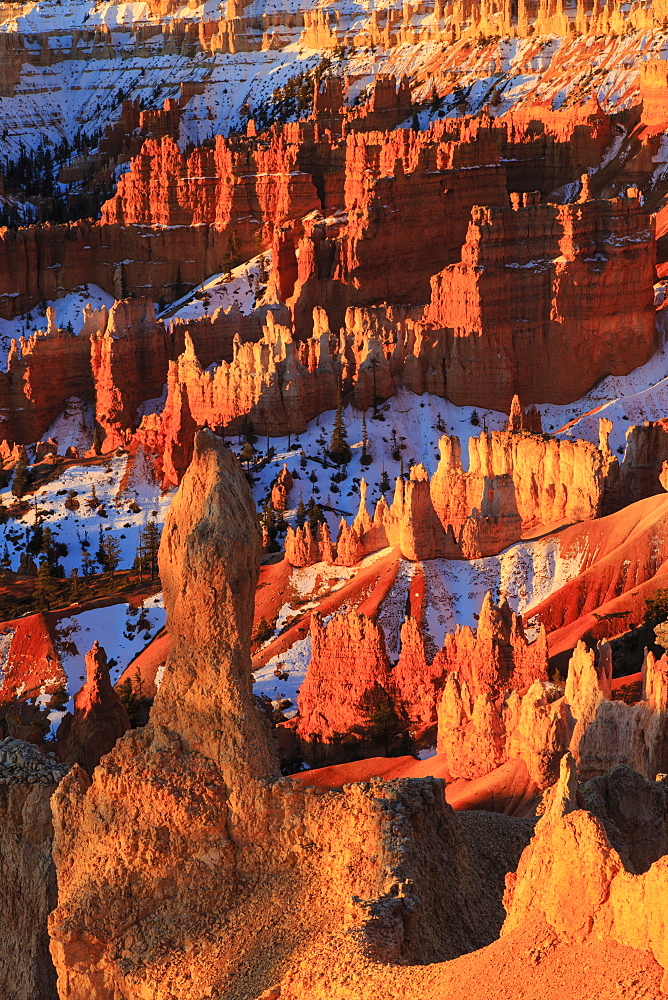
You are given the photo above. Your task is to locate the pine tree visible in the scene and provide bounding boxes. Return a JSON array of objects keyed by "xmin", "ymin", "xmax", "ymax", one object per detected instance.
[
  {"xmin": 295, "ymin": 498, "xmax": 307, "ymax": 528},
  {"xmin": 358, "ymin": 694, "xmax": 400, "ymax": 756},
  {"xmin": 228, "ymin": 228, "xmax": 241, "ymax": 266},
  {"xmin": 133, "ymin": 531, "xmax": 146, "ymax": 582},
  {"xmin": 87, "ymin": 483, "xmax": 100, "ymax": 509},
  {"xmin": 81, "ymin": 549, "xmax": 95, "ymax": 577},
  {"xmin": 361, "ymin": 411, "xmax": 372, "ymax": 466},
  {"xmin": 0, "ymin": 544, "xmax": 10, "ymax": 572},
  {"xmin": 96, "ymin": 527, "xmax": 107, "ymax": 570},
  {"xmin": 368, "ymin": 355, "xmax": 380, "ymax": 417},
  {"xmin": 379, "ymin": 467, "xmax": 391, "ymax": 496},
  {"xmin": 69, "ymin": 567, "xmax": 83, "ymax": 604},
  {"xmin": 240, "ymin": 440, "xmax": 255, "ymax": 471},
  {"xmin": 102, "ymin": 534, "xmax": 122, "ymax": 576},
  {"xmin": 307, "ymin": 497, "xmax": 324, "ymax": 529},
  {"xmin": 92, "ymin": 423, "xmax": 104, "ymax": 456},
  {"xmin": 260, "ymin": 499, "xmax": 277, "ymax": 542},
  {"xmin": 328, "ymin": 397, "xmax": 351, "ymax": 465},
  {"xmin": 34, "ymin": 560, "xmax": 58, "ymax": 611},
  {"xmin": 141, "ymin": 520, "xmax": 161, "ymax": 580},
  {"xmin": 12, "ymin": 455, "xmax": 29, "ymax": 499}
]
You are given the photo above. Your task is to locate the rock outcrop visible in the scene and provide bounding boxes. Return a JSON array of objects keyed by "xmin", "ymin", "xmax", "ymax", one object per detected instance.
[
  {"xmin": 502, "ymin": 753, "xmax": 668, "ymax": 991},
  {"xmin": 0, "ymin": 741, "xmax": 65, "ymax": 1000},
  {"xmin": 150, "ymin": 429, "xmax": 277, "ymax": 790},
  {"xmin": 418, "ymin": 194, "xmax": 656, "ymax": 411},
  {"xmin": 287, "ymin": 422, "xmax": 604, "ymax": 568},
  {"xmin": 434, "ymin": 592, "xmax": 549, "ymax": 698},
  {"xmin": 47, "ymin": 428, "xmax": 537, "ymax": 1000},
  {"xmin": 56, "ymin": 643, "xmax": 130, "ymax": 776},
  {"xmin": 296, "ymin": 592, "xmax": 548, "ymax": 747},
  {"xmin": 436, "ymin": 639, "xmax": 668, "ymax": 789}
]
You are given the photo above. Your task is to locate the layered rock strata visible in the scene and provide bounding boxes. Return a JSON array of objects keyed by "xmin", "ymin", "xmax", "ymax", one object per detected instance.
[{"xmin": 287, "ymin": 422, "xmax": 603, "ymax": 567}]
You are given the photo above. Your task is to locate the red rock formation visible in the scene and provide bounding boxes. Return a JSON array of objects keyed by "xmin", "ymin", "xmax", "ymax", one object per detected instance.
[
  {"xmin": 145, "ymin": 314, "xmax": 339, "ymax": 484},
  {"xmin": 566, "ymin": 642, "xmax": 668, "ymax": 781},
  {"xmin": 502, "ymin": 753, "xmax": 668, "ymax": 991},
  {"xmin": 437, "ymin": 636, "xmax": 668, "ymax": 789},
  {"xmin": 56, "ymin": 643, "xmax": 130, "ymax": 776},
  {"xmin": 0, "ymin": 612, "xmax": 65, "ymax": 714},
  {"xmin": 151, "ymin": 429, "xmax": 277, "ymax": 787},
  {"xmin": 49, "ymin": 427, "xmax": 521, "ymax": 999},
  {"xmin": 296, "ymin": 611, "xmax": 392, "ymax": 743},
  {"xmin": 0, "ymin": 777, "xmax": 58, "ymax": 1000},
  {"xmin": 0, "ymin": 220, "xmax": 233, "ymax": 320},
  {"xmin": 270, "ymin": 464, "xmax": 293, "ymax": 510},
  {"xmin": 296, "ymin": 592, "xmax": 548, "ymax": 747},
  {"xmin": 640, "ymin": 59, "xmax": 668, "ymax": 131},
  {"xmin": 419, "ymin": 195, "xmax": 656, "ymax": 411},
  {"xmin": 333, "ymin": 122, "xmax": 509, "ymax": 306},
  {"xmin": 603, "ymin": 419, "xmax": 668, "ymax": 512},
  {"xmin": 286, "ymin": 422, "xmax": 603, "ymax": 570},
  {"xmin": 0, "ymin": 307, "xmax": 94, "ymax": 445},
  {"xmin": 528, "ymin": 492, "xmax": 668, "ymax": 657},
  {"xmin": 101, "ymin": 133, "xmax": 320, "ymax": 235},
  {"xmin": 431, "ymin": 427, "xmax": 603, "ymax": 531},
  {"xmin": 435, "ymin": 592, "xmax": 549, "ymax": 698},
  {"xmin": 284, "ymin": 520, "xmax": 334, "ymax": 567},
  {"xmin": 390, "ymin": 615, "xmax": 443, "ymax": 727},
  {"xmin": 90, "ymin": 298, "xmax": 170, "ymax": 449}
]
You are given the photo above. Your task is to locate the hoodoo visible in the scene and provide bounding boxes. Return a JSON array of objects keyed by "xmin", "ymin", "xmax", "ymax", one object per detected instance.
[{"xmin": 3, "ymin": 0, "xmax": 668, "ymax": 995}]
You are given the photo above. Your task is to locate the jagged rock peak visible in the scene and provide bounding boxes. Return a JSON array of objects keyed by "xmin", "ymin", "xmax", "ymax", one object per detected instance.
[
  {"xmin": 57, "ymin": 642, "xmax": 130, "ymax": 776},
  {"xmin": 151, "ymin": 428, "xmax": 278, "ymax": 787}
]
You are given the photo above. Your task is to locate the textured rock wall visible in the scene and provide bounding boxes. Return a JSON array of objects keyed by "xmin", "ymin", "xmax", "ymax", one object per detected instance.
[
  {"xmin": 296, "ymin": 592, "xmax": 548, "ymax": 745},
  {"xmin": 502, "ymin": 754, "xmax": 668, "ymax": 991},
  {"xmin": 287, "ymin": 422, "xmax": 604, "ymax": 569},
  {"xmin": 0, "ymin": 308, "xmax": 95, "ymax": 445},
  {"xmin": 47, "ymin": 428, "xmax": 534, "ymax": 1000},
  {"xmin": 436, "ymin": 641, "xmax": 668, "ymax": 788},
  {"xmin": 0, "ymin": 781, "xmax": 58, "ymax": 1000},
  {"xmin": 421, "ymin": 195, "xmax": 656, "ymax": 411}
]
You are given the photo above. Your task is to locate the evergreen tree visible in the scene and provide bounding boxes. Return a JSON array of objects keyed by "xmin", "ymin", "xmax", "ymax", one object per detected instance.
[
  {"xmin": 69, "ymin": 567, "xmax": 83, "ymax": 604},
  {"xmin": 361, "ymin": 411, "xmax": 372, "ymax": 467},
  {"xmin": 133, "ymin": 531, "xmax": 146, "ymax": 583},
  {"xmin": 368, "ymin": 356, "xmax": 380, "ymax": 417},
  {"xmin": 102, "ymin": 534, "xmax": 122, "ymax": 576},
  {"xmin": 12, "ymin": 455, "xmax": 29, "ymax": 499},
  {"xmin": 240, "ymin": 440, "xmax": 255, "ymax": 471},
  {"xmin": 81, "ymin": 549, "xmax": 95, "ymax": 577},
  {"xmin": 34, "ymin": 560, "xmax": 58, "ymax": 611},
  {"xmin": 92, "ymin": 423, "xmax": 105, "ymax": 456},
  {"xmin": 141, "ymin": 521, "xmax": 161, "ymax": 581},
  {"xmin": 307, "ymin": 497, "xmax": 324, "ymax": 530},
  {"xmin": 295, "ymin": 498, "xmax": 307, "ymax": 528},
  {"xmin": 0, "ymin": 544, "xmax": 10, "ymax": 572},
  {"xmin": 87, "ymin": 483, "xmax": 100, "ymax": 509},
  {"xmin": 260, "ymin": 499, "xmax": 277, "ymax": 543},
  {"xmin": 328, "ymin": 397, "xmax": 351, "ymax": 465},
  {"xmin": 96, "ymin": 526, "xmax": 107, "ymax": 570},
  {"xmin": 379, "ymin": 467, "xmax": 391, "ymax": 496},
  {"xmin": 358, "ymin": 694, "xmax": 401, "ymax": 756}
]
